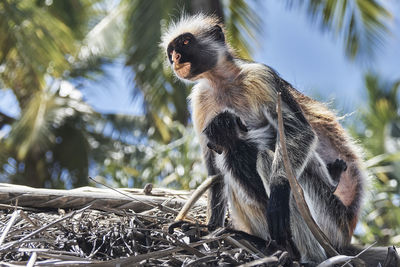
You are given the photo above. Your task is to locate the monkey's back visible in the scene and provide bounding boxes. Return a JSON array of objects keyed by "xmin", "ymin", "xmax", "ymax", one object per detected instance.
[{"xmin": 291, "ymin": 89, "xmax": 365, "ymax": 231}]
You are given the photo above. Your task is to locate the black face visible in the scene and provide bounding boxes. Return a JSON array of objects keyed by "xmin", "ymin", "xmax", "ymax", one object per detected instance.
[{"xmin": 167, "ymin": 25, "xmax": 225, "ymax": 77}]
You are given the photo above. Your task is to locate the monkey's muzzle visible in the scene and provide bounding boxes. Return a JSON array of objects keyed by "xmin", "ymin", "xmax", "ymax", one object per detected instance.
[
  {"xmin": 171, "ymin": 51, "xmax": 191, "ymax": 79},
  {"xmin": 173, "ymin": 62, "xmax": 191, "ymax": 79}
]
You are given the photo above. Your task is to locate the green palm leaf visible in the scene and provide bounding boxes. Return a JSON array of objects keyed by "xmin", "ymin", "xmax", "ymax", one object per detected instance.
[
  {"xmin": 5, "ymin": 83, "xmax": 92, "ymax": 160},
  {"xmin": 285, "ymin": 0, "xmax": 391, "ymax": 61}
]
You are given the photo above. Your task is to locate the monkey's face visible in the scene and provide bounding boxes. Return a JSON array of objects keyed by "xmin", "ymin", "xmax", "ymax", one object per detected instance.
[{"xmin": 166, "ymin": 25, "xmax": 225, "ymax": 81}]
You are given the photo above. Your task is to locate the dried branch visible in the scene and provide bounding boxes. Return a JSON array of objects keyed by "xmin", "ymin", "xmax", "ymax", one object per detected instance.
[
  {"xmin": 175, "ymin": 174, "xmax": 222, "ymax": 221},
  {"xmin": 0, "ymin": 184, "xmax": 304, "ymax": 266},
  {"xmin": 317, "ymin": 255, "xmax": 365, "ymax": 267},
  {"xmin": 0, "ymin": 205, "xmax": 92, "ymax": 252},
  {"xmin": 0, "ymin": 210, "xmax": 20, "ymax": 246},
  {"xmin": 238, "ymin": 256, "xmax": 279, "ymax": 267},
  {"xmin": 276, "ymin": 93, "xmax": 339, "ymax": 257},
  {"xmin": 0, "ymin": 182, "xmax": 199, "ymax": 212}
]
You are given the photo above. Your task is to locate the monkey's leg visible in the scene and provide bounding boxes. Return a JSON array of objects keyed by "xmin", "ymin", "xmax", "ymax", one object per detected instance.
[
  {"xmin": 289, "ymin": 195, "xmax": 327, "ymax": 264},
  {"xmin": 291, "ymin": 157, "xmax": 355, "ymax": 264},
  {"xmin": 263, "ymin": 96, "xmax": 317, "ymax": 247},
  {"xmin": 210, "ymin": 227, "xmax": 271, "ymax": 250},
  {"xmin": 204, "ymin": 150, "xmax": 227, "ymax": 230}
]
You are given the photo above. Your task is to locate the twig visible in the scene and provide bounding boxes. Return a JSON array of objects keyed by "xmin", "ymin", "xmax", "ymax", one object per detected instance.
[
  {"xmin": 237, "ymin": 256, "xmax": 279, "ymax": 267},
  {"xmin": 224, "ymin": 236, "xmax": 263, "ymax": 258},
  {"xmin": 0, "ymin": 205, "xmax": 92, "ymax": 252},
  {"xmin": 26, "ymin": 252, "xmax": 37, "ymax": 267},
  {"xmin": 89, "ymin": 177, "xmax": 158, "ymax": 209},
  {"xmin": 103, "ymin": 234, "xmax": 231, "ymax": 266},
  {"xmin": 184, "ymin": 255, "xmax": 218, "ymax": 267},
  {"xmin": 340, "ymin": 242, "xmax": 376, "ymax": 267},
  {"xmin": 276, "ymin": 93, "xmax": 339, "ymax": 257},
  {"xmin": 0, "ymin": 210, "xmax": 20, "ymax": 246},
  {"xmin": 317, "ymin": 255, "xmax": 364, "ymax": 267},
  {"xmin": 20, "ymin": 210, "xmax": 38, "ymax": 227},
  {"xmin": 89, "ymin": 176, "xmax": 186, "ymax": 218},
  {"xmin": 0, "ymin": 204, "xmax": 39, "ymax": 211},
  {"xmin": 175, "ymin": 174, "xmax": 221, "ymax": 221}
]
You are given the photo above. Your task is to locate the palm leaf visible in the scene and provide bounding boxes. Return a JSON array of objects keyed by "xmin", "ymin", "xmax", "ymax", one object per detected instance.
[
  {"xmin": 225, "ymin": 0, "xmax": 261, "ymax": 59},
  {"xmin": 285, "ymin": 0, "xmax": 391, "ymax": 61},
  {"xmin": 5, "ymin": 83, "xmax": 92, "ymax": 160}
]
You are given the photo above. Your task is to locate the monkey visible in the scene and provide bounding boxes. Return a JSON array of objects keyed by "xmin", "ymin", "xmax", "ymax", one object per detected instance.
[
  {"xmin": 161, "ymin": 14, "xmax": 393, "ymax": 265},
  {"xmin": 203, "ymin": 110, "xmax": 348, "ymax": 259}
]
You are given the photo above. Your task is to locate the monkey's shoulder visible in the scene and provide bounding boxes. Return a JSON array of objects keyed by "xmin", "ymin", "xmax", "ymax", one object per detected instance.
[
  {"xmin": 235, "ymin": 60, "xmax": 287, "ymax": 101},
  {"xmin": 237, "ymin": 61, "xmax": 278, "ymax": 84}
]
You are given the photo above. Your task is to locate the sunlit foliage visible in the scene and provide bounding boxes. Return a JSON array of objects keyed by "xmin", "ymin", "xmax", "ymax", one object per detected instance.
[{"xmin": 351, "ymin": 74, "xmax": 400, "ymax": 245}]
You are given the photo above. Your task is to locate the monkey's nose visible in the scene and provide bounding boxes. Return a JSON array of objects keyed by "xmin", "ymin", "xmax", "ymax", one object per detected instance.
[{"xmin": 172, "ymin": 51, "xmax": 181, "ymax": 63}]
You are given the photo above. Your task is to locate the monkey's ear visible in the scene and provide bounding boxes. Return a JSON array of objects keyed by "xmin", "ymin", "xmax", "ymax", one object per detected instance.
[{"xmin": 210, "ymin": 25, "xmax": 225, "ymax": 43}]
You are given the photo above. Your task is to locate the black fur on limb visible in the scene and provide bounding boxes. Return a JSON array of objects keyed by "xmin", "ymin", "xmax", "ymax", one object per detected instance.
[{"xmin": 276, "ymin": 93, "xmax": 339, "ymax": 259}]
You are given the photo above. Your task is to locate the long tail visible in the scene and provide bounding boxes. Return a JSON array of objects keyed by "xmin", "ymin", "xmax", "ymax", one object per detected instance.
[{"xmin": 341, "ymin": 245, "xmax": 400, "ymax": 267}]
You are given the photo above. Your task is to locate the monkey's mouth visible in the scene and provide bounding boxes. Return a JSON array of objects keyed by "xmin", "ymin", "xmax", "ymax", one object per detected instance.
[{"xmin": 174, "ymin": 62, "xmax": 192, "ymax": 79}]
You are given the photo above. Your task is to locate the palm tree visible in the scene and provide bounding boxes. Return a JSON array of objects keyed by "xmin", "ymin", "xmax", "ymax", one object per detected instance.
[
  {"xmin": 88, "ymin": 0, "xmax": 391, "ymax": 143},
  {"xmin": 0, "ymin": 0, "xmax": 109, "ymax": 187},
  {"xmin": 285, "ymin": 0, "xmax": 391, "ymax": 61},
  {"xmin": 0, "ymin": 0, "xmax": 393, "ymax": 189},
  {"xmin": 351, "ymin": 73, "xmax": 400, "ymax": 245}
]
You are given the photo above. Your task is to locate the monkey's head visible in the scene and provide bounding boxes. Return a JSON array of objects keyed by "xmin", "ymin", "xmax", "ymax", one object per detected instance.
[{"xmin": 161, "ymin": 14, "xmax": 230, "ymax": 81}]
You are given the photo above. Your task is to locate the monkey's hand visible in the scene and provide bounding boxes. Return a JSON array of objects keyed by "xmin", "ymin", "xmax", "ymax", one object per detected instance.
[
  {"xmin": 327, "ymin": 159, "xmax": 347, "ymax": 192},
  {"xmin": 207, "ymin": 142, "xmax": 224, "ymax": 155},
  {"xmin": 203, "ymin": 111, "xmax": 248, "ymax": 152},
  {"xmin": 267, "ymin": 180, "xmax": 291, "ymax": 246}
]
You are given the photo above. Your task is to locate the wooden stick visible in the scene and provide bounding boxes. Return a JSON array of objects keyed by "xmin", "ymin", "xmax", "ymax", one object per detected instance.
[
  {"xmin": 276, "ymin": 93, "xmax": 339, "ymax": 257},
  {"xmin": 175, "ymin": 174, "xmax": 222, "ymax": 221},
  {"xmin": 0, "ymin": 210, "xmax": 20, "ymax": 246},
  {"xmin": 238, "ymin": 256, "xmax": 279, "ymax": 267},
  {"xmin": 0, "ymin": 183, "xmax": 199, "ymax": 212}
]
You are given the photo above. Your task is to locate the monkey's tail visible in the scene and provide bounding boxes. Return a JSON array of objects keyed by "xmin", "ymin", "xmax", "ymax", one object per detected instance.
[{"xmin": 341, "ymin": 245, "xmax": 400, "ymax": 267}]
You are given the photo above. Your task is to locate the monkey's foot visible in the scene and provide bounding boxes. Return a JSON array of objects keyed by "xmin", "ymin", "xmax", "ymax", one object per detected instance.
[
  {"xmin": 267, "ymin": 181, "xmax": 291, "ymax": 246},
  {"xmin": 209, "ymin": 227, "xmax": 272, "ymax": 251}
]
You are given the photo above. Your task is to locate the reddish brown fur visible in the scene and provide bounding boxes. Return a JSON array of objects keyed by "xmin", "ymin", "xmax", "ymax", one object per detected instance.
[{"xmin": 291, "ymin": 89, "xmax": 363, "ymax": 213}]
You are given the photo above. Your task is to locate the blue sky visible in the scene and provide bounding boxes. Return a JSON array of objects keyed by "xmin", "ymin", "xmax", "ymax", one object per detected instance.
[
  {"xmin": 1, "ymin": 1, "xmax": 399, "ymax": 119},
  {"xmin": 255, "ymin": 0, "xmax": 400, "ymax": 112}
]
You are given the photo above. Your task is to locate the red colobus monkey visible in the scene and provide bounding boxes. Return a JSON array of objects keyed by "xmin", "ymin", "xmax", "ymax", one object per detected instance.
[{"xmin": 161, "ymin": 14, "xmax": 392, "ymax": 266}]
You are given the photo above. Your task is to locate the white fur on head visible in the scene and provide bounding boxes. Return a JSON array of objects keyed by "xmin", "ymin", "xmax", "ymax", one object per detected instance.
[{"xmin": 160, "ymin": 13, "xmax": 221, "ymax": 51}]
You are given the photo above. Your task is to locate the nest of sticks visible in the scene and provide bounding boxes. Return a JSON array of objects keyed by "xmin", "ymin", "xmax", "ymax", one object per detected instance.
[{"xmin": 0, "ymin": 183, "xmax": 293, "ymax": 266}]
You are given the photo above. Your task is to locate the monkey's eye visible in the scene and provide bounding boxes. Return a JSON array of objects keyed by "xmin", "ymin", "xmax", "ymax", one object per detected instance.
[{"xmin": 183, "ymin": 39, "xmax": 190, "ymax": 45}]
